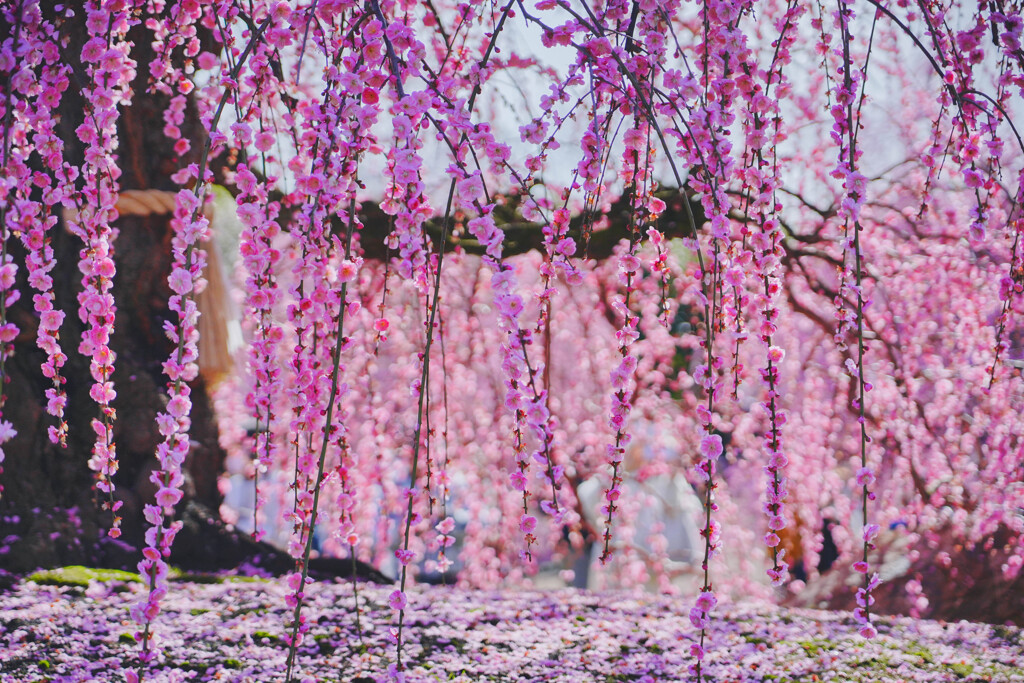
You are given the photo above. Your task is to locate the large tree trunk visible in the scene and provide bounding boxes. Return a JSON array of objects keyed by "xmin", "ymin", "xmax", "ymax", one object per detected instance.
[
  {"xmin": 0, "ymin": 4, "xmax": 388, "ymax": 584},
  {"xmin": 0, "ymin": 4, "xmax": 225, "ymax": 573}
]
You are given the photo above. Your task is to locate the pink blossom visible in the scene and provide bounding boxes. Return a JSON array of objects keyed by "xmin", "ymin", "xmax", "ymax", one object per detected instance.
[
  {"xmin": 88, "ymin": 382, "xmax": 115, "ymax": 404},
  {"xmin": 166, "ymin": 394, "xmax": 190, "ymax": 419},
  {"xmin": 508, "ymin": 471, "xmax": 527, "ymax": 491},
  {"xmin": 168, "ymin": 268, "xmax": 193, "ymax": 295},
  {"xmin": 0, "ymin": 263, "xmax": 16, "ymax": 289},
  {"xmin": 699, "ymin": 434, "xmax": 723, "ymax": 459},
  {"xmin": 388, "ymin": 590, "xmax": 407, "ymax": 611},
  {"xmin": 856, "ymin": 467, "xmax": 875, "ymax": 487},
  {"xmin": 338, "ymin": 259, "xmax": 359, "ymax": 282},
  {"xmin": 40, "ymin": 310, "xmax": 64, "ymax": 331},
  {"xmin": 963, "ymin": 168, "xmax": 984, "ymax": 188},
  {"xmin": 155, "ymin": 487, "xmax": 182, "ymax": 508},
  {"xmin": 81, "ymin": 37, "xmax": 106, "ymax": 63},
  {"xmin": 0, "ymin": 421, "xmax": 15, "ymax": 442},
  {"xmin": 695, "ymin": 590, "xmax": 717, "ymax": 613}
]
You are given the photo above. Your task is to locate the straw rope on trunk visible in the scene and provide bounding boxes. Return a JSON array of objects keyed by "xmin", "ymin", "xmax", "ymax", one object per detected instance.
[{"xmin": 63, "ymin": 189, "xmax": 234, "ymax": 386}]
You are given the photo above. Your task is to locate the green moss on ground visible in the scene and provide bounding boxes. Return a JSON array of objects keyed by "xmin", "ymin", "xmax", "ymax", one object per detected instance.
[{"xmin": 27, "ymin": 566, "xmax": 142, "ymax": 586}]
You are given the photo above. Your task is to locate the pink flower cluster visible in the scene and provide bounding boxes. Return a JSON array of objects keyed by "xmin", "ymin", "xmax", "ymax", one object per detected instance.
[
  {"xmin": 466, "ymin": 206, "xmax": 549, "ymax": 559},
  {"xmin": 68, "ymin": 0, "xmax": 141, "ymax": 537},
  {"xmin": 133, "ymin": 183, "xmax": 209, "ymax": 659},
  {"xmin": 235, "ymin": 160, "xmax": 283, "ymax": 536},
  {"xmin": 0, "ymin": 3, "xmax": 74, "ymax": 467},
  {"xmin": 736, "ymin": 0, "xmax": 806, "ymax": 588},
  {"xmin": 600, "ymin": 123, "xmax": 659, "ymax": 563}
]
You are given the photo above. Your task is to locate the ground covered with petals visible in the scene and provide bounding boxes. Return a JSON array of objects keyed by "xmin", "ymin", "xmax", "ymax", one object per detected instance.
[{"xmin": 1, "ymin": 576, "xmax": 1022, "ymax": 682}]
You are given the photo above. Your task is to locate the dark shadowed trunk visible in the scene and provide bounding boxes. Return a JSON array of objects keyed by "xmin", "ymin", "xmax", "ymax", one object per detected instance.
[
  {"xmin": 0, "ymin": 3, "xmax": 226, "ymax": 573},
  {"xmin": 0, "ymin": 3, "xmax": 389, "ymax": 584}
]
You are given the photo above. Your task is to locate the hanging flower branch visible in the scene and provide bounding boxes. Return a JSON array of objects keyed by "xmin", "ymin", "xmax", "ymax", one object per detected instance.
[
  {"xmin": 65, "ymin": 0, "xmax": 141, "ymax": 538},
  {"xmin": 131, "ymin": 5, "xmax": 273, "ymax": 674},
  {"xmin": 0, "ymin": 3, "xmax": 74, "ymax": 489},
  {"xmin": 832, "ymin": 0, "xmax": 879, "ymax": 639},
  {"xmin": 739, "ymin": 0, "xmax": 803, "ymax": 586}
]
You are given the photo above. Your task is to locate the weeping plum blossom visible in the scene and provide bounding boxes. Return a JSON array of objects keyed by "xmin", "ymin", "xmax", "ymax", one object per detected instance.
[
  {"xmin": 62, "ymin": 0, "xmax": 140, "ymax": 538},
  {"xmin": 0, "ymin": 5, "xmax": 73, "ymax": 464},
  {"xmin": 1, "ymin": 1, "xmax": 1024, "ymax": 682}
]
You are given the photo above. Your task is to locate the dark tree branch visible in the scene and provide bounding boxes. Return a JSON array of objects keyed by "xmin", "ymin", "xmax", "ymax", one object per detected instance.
[{"xmin": 348, "ymin": 188, "xmax": 706, "ymax": 261}]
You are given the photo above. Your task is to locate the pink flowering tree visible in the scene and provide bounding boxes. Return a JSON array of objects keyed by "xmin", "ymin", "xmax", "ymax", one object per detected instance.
[{"xmin": 1, "ymin": 0, "xmax": 1022, "ymax": 680}]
